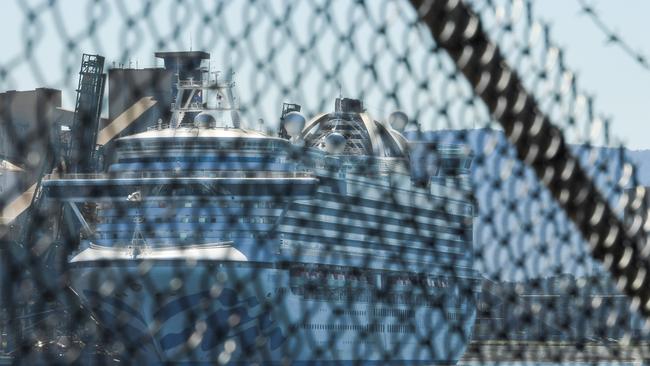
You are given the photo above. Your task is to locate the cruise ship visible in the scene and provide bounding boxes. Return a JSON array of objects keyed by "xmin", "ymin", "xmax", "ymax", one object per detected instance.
[{"xmin": 42, "ymin": 52, "xmax": 481, "ymax": 364}]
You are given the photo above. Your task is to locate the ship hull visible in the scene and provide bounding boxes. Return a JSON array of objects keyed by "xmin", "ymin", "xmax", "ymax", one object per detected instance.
[{"xmin": 69, "ymin": 259, "xmax": 476, "ymax": 365}]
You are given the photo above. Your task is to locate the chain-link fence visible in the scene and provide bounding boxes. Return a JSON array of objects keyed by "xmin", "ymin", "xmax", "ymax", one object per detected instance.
[{"xmin": 1, "ymin": 0, "xmax": 649, "ymax": 364}]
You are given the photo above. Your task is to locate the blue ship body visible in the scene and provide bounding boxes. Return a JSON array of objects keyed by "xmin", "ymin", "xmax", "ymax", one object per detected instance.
[{"xmin": 43, "ymin": 58, "xmax": 480, "ymax": 364}]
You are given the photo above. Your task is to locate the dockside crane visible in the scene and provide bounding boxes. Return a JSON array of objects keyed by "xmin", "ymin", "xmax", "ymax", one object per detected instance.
[
  {"xmin": 1, "ymin": 53, "xmax": 107, "ymax": 278},
  {"xmin": 27, "ymin": 53, "xmax": 106, "ymax": 262},
  {"xmin": 0, "ymin": 54, "xmax": 106, "ymax": 355},
  {"xmin": 11, "ymin": 52, "xmax": 106, "ymax": 284},
  {"xmin": 55, "ymin": 53, "xmax": 106, "ymax": 265},
  {"xmin": 66, "ymin": 54, "xmax": 106, "ymax": 174}
]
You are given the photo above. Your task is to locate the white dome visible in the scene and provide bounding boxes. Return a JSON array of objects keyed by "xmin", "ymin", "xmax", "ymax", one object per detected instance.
[
  {"xmin": 282, "ymin": 111, "xmax": 306, "ymax": 138},
  {"xmin": 300, "ymin": 99, "xmax": 409, "ymax": 158},
  {"xmin": 324, "ymin": 132, "xmax": 346, "ymax": 154},
  {"xmin": 388, "ymin": 111, "xmax": 408, "ymax": 132},
  {"xmin": 194, "ymin": 112, "xmax": 216, "ymax": 128}
]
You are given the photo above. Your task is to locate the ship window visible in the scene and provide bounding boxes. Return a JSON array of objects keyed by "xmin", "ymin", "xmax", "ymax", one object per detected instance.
[
  {"xmin": 181, "ymin": 217, "xmax": 190, "ymax": 223},
  {"xmin": 185, "ymin": 202, "xmax": 193, "ymax": 208},
  {"xmin": 198, "ymin": 216, "xmax": 207, "ymax": 223},
  {"xmin": 211, "ymin": 217, "xmax": 217, "ymax": 223},
  {"xmin": 180, "ymin": 232, "xmax": 189, "ymax": 240}
]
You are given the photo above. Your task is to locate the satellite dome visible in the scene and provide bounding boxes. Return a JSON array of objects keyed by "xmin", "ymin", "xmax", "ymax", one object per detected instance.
[
  {"xmin": 324, "ymin": 132, "xmax": 346, "ymax": 154},
  {"xmin": 194, "ymin": 113, "xmax": 216, "ymax": 128},
  {"xmin": 388, "ymin": 111, "xmax": 408, "ymax": 132},
  {"xmin": 282, "ymin": 111, "xmax": 306, "ymax": 138}
]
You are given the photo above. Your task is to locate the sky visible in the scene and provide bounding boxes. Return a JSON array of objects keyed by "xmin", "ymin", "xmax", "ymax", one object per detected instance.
[
  {"xmin": 0, "ymin": 0, "xmax": 649, "ymax": 149},
  {"xmin": 532, "ymin": 0, "xmax": 650, "ymax": 150}
]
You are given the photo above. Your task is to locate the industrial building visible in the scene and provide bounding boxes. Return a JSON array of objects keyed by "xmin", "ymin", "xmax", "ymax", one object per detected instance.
[
  {"xmin": 106, "ymin": 67, "xmax": 172, "ymax": 135},
  {"xmin": 0, "ymin": 51, "xmax": 212, "ymax": 222},
  {"xmin": 105, "ymin": 51, "xmax": 210, "ymax": 140},
  {"xmin": 0, "ymin": 88, "xmax": 69, "ymax": 202},
  {"xmin": 0, "ymin": 88, "xmax": 62, "ymax": 165}
]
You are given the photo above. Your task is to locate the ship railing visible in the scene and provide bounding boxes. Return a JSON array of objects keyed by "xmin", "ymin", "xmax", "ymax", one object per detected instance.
[
  {"xmin": 176, "ymin": 79, "xmax": 233, "ymax": 89},
  {"xmin": 170, "ymin": 102, "xmax": 204, "ymax": 111},
  {"xmin": 176, "ymin": 80, "xmax": 206, "ymax": 89},
  {"xmin": 168, "ymin": 104, "xmax": 239, "ymax": 113},
  {"xmin": 42, "ymin": 171, "xmax": 315, "ymax": 180},
  {"xmin": 147, "ymin": 123, "xmax": 172, "ymax": 131}
]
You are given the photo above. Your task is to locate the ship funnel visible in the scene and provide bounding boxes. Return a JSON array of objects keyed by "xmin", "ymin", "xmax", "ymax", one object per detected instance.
[{"xmin": 335, "ymin": 98, "xmax": 363, "ymax": 113}]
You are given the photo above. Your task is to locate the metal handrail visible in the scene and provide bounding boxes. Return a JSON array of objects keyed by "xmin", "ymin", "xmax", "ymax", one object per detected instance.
[
  {"xmin": 176, "ymin": 79, "xmax": 233, "ymax": 89},
  {"xmin": 43, "ymin": 170, "xmax": 315, "ymax": 180}
]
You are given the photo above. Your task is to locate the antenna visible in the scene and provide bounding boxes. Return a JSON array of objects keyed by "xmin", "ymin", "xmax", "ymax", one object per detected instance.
[{"xmin": 190, "ymin": 33, "xmax": 193, "ymax": 52}]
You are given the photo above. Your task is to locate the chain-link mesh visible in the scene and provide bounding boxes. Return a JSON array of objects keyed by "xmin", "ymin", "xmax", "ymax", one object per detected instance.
[{"xmin": 1, "ymin": 0, "xmax": 649, "ymax": 364}]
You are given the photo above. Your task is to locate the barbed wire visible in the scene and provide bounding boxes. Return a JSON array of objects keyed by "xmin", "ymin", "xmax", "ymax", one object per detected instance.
[{"xmin": 577, "ymin": 0, "xmax": 650, "ymax": 71}]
